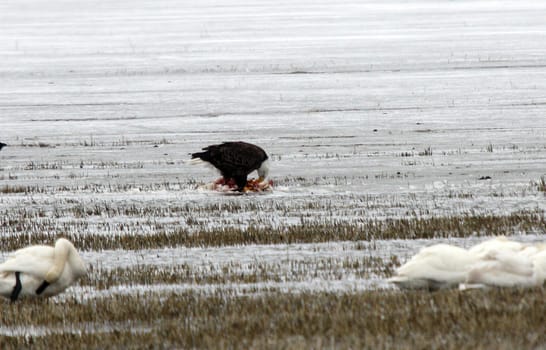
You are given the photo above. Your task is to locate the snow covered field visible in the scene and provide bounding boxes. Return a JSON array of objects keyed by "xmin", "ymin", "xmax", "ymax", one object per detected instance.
[{"xmin": 0, "ymin": 0, "xmax": 546, "ymax": 343}]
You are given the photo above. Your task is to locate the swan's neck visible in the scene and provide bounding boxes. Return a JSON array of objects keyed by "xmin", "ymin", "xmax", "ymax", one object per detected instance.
[{"xmin": 44, "ymin": 239, "xmax": 72, "ymax": 283}]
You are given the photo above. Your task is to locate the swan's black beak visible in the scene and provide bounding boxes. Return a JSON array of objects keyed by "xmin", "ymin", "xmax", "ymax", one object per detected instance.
[{"xmin": 36, "ymin": 280, "xmax": 51, "ymax": 295}]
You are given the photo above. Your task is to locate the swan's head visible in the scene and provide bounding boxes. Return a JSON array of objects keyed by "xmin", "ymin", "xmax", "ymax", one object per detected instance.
[
  {"xmin": 70, "ymin": 252, "xmax": 87, "ymax": 279},
  {"xmin": 64, "ymin": 239, "xmax": 87, "ymax": 279},
  {"xmin": 45, "ymin": 238, "xmax": 87, "ymax": 282}
]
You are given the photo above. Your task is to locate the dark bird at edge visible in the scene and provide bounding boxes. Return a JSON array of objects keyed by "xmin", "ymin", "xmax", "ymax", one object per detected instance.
[{"xmin": 191, "ymin": 141, "xmax": 270, "ymax": 191}]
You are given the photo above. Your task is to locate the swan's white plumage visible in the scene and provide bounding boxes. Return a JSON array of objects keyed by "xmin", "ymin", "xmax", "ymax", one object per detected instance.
[
  {"xmin": 1, "ymin": 245, "xmax": 55, "ymax": 277},
  {"xmin": 0, "ymin": 238, "xmax": 86, "ymax": 300},
  {"xmin": 464, "ymin": 245, "xmax": 546, "ymax": 288},
  {"xmin": 468, "ymin": 236, "xmax": 524, "ymax": 256},
  {"xmin": 533, "ymin": 250, "xmax": 546, "ymax": 283},
  {"xmin": 388, "ymin": 244, "xmax": 480, "ymax": 290},
  {"xmin": 465, "ymin": 250, "xmax": 533, "ymax": 287},
  {"xmin": 390, "ymin": 238, "xmax": 546, "ymax": 291}
]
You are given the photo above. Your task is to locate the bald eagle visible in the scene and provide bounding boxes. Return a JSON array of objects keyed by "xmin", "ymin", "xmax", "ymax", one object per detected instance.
[{"xmin": 191, "ymin": 141, "xmax": 270, "ymax": 191}]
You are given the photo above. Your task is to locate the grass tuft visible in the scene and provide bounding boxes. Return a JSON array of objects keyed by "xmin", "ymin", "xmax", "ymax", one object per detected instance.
[
  {"xmin": 537, "ymin": 176, "xmax": 546, "ymax": 193},
  {"xmin": 0, "ymin": 210, "xmax": 543, "ymax": 251},
  {"xmin": 1, "ymin": 288, "xmax": 544, "ymax": 349}
]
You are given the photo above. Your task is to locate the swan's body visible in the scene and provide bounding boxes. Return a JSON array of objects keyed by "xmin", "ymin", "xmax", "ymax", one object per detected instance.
[
  {"xmin": 391, "ymin": 238, "xmax": 546, "ymax": 291},
  {"xmin": 463, "ymin": 246, "xmax": 546, "ymax": 289},
  {"xmin": 0, "ymin": 238, "xmax": 86, "ymax": 300},
  {"xmin": 468, "ymin": 236, "xmax": 523, "ymax": 256},
  {"xmin": 388, "ymin": 244, "xmax": 480, "ymax": 290}
]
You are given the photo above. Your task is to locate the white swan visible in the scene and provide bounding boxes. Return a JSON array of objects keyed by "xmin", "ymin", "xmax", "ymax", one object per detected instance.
[
  {"xmin": 0, "ymin": 238, "xmax": 86, "ymax": 301},
  {"xmin": 468, "ymin": 236, "xmax": 524, "ymax": 256},
  {"xmin": 390, "ymin": 237, "xmax": 546, "ymax": 291},
  {"xmin": 462, "ymin": 244, "xmax": 546, "ymax": 289},
  {"xmin": 388, "ymin": 244, "xmax": 480, "ymax": 291}
]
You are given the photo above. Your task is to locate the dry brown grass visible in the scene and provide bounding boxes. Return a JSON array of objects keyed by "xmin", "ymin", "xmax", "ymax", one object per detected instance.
[
  {"xmin": 1, "ymin": 288, "xmax": 544, "ymax": 349},
  {"xmin": 78, "ymin": 255, "xmax": 396, "ymax": 289},
  {"xmin": 0, "ymin": 185, "xmax": 42, "ymax": 194},
  {"xmin": 537, "ymin": 176, "xmax": 546, "ymax": 193},
  {"xmin": 0, "ymin": 210, "xmax": 543, "ymax": 251}
]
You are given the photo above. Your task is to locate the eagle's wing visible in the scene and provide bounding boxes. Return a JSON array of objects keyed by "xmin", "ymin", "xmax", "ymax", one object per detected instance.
[{"xmin": 216, "ymin": 142, "xmax": 266, "ymax": 170}]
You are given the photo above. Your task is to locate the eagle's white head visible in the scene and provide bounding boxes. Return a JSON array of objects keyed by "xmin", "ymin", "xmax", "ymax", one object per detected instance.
[{"xmin": 257, "ymin": 159, "xmax": 270, "ymax": 181}]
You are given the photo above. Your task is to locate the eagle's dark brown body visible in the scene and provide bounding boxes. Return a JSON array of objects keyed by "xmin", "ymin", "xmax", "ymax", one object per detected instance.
[{"xmin": 191, "ymin": 141, "xmax": 269, "ymax": 191}]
